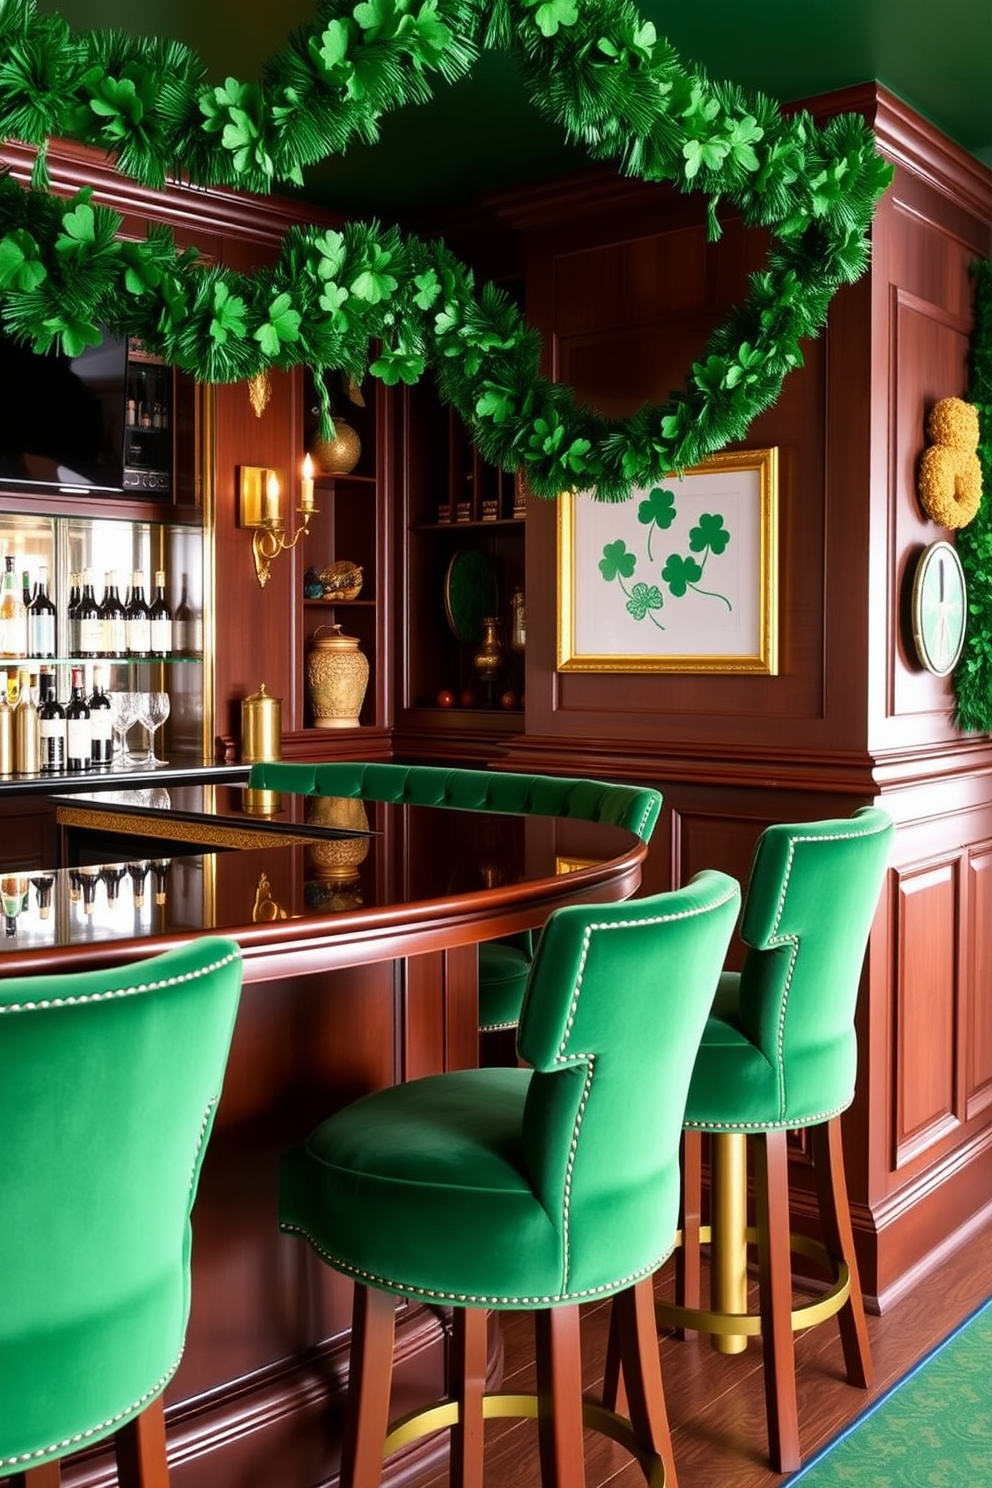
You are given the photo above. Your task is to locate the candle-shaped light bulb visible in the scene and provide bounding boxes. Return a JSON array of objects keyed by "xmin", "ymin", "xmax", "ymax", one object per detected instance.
[
  {"xmin": 263, "ymin": 471, "xmax": 281, "ymax": 524},
  {"xmin": 301, "ymin": 453, "xmax": 315, "ymax": 513}
]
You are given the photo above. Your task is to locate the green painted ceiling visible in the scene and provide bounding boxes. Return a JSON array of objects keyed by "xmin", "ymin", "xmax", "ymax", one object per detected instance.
[{"xmin": 35, "ymin": 1, "xmax": 992, "ymax": 216}]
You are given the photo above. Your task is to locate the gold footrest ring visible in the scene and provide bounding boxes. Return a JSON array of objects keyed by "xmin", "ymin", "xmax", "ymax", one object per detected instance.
[
  {"xmin": 383, "ymin": 1392, "xmax": 665, "ymax": 1485},
  {"xmin": 658, "ymin": 1225, "xmax": 852, "ymax": 1337}
]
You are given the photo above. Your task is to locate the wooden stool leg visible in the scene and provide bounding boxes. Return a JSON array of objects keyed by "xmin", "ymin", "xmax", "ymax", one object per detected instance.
[
  {"xmin": 19, "ymin": 1463, "xmax": 62, "ymax": 1488},
  {"xmin": 450, "ymin": 1307, "xmax": 487, "ymax": 1488},
  {"xmin": 115, "ymin": 1398, "xmax": 170, "ymax": 1488},
  {"xmin": 612, "ymin": 1278, "xmax": 678, "ymax": 1488},
  {"xmin": 754, "ymin": 1130, "xmax": 801, "ymax": 1473},
  {"xmin": 811, "ymin": 1117, "xmax": 872, "ymax": 1390},
  {"xmin": 675, "ymin": 1130, "xmax": 703, "ymax": 1332},
  {"xmin": 535, "ymin": 1306, "xmax": 586, "ymax": 1488},
  {"xmin": 601, "ymin": 1301, "xmax": 624, "ymax": 1414},
  {"xmin": 341, "ymin": 1284, "xmax": 397, "ymax": 1488}
]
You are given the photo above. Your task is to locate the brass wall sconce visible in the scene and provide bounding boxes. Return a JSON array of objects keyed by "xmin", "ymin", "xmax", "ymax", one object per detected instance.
[{"xmin": 239, "ymin": 456, "xmax": 317, "ymax": 589}]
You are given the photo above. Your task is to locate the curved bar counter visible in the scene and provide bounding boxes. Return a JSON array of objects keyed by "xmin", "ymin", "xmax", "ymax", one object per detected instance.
[{"xmin": 1, "ymin": 784, "xmax": 651, "ymax": 1488}]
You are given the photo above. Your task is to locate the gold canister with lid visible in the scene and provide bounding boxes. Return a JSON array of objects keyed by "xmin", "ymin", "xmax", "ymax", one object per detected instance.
[
  {"xmin": 307, "ymin": 625, "xmax": 369, "ymax": 728},
  {"xmin": 241, "ymin": 683, "xmax": 282, "ymax": 816}
]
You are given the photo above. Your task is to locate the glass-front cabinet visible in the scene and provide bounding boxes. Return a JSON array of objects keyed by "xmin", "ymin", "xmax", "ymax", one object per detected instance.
[{"xmin": 0, "ymin": 509, "xmax": 206, "ymax": 780}]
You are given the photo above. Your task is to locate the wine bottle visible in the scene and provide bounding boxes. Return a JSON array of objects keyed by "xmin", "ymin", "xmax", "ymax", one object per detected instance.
[
  {"xmin": 78, "ymin": 866, "xmax": 100, "ymax": 915},
  {"xmin": 151, "ymin": 858, "xmax": 171, "ymax": 906},
  {"xmin": 125, "ymin": 570, "xmax": 151, "ymax": 656},
  {"xmin": 77, "ymin": 569, "xmax": 102, "ymax": 659},
  {"xmin": 66, "ymin": 665, "xmax": 91, "ymax": 771},
  {"xmin": 128, "ymin": 860, "xmax": 148, "ymax": 908},
  {"xmin": 100, "ymin": 570, "xmax": 127, "ymax": 658},
  {"xmin": 0, "ymin": 555, "xmax": 27, "ymax": 661},
  {"xmin": 27, "ymin": 564, "xmax": 57, "ymax": 659},
  {"xmin": 31, "ymin": 872, "xmax": 55, "ymax": 920},
  {"xmin": 88, "ymin": 663, "xmax": 113, "ymax": 766},
  {"xmin": 38, "ymin": 670, "xmax": 66, "ymax": 774},
  {"xmin": 67, "ymin": 572, "xmax": 81, "ymax": 657},
  {"xmin": 149, "ymin": 570, "xmax": 172, "ymax": 657},
  {"xmin": 173, "ymin": 575, "xmax": 193, "ymax": 657},
  {"xmin": 100, "ymin": 864, "xmax": 127, "ymax": 905},
  {"xmin": 0, "ymin": 670, "xmax": 13, "ymax": 777},
  {"xmin": 14, "ymin": 668, "xmax": 40, "ymax": 775},
  {"xmin": 21, "ymin": 568, "xmax": 34, "ymax": 613}
]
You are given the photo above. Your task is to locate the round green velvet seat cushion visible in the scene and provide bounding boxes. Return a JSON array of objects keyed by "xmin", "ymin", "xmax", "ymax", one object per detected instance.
[
  {"xmin": 683, "ymin": 970, "xmax": 858, "ymax": 1132},
  {"xmin": 478, "ymin": 942, "xmax": 531, "ymax": 1031},
  {"xmin": 279, "ymin": 1066, "xmax": 673, "ymax": 1308}
]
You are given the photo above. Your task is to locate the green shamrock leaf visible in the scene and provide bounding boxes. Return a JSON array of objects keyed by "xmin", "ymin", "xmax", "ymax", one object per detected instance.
[
  {"xmin": 254, "ymin": 291, "xmax": 301, "ymax": 356},
  {"xmin": 0, "ymin": 230, "xmax": 47, "ymax": 292},
  {"xmin": 599, "ymin": 540, "xmax": 636, "ymax": 583},
  {"xmin": 523, "ymin": 0, "xmax": 580, "ymax": 40},
  {"xmin": 209, "ymin": 280, "xmax": 247, "ymax": 344},
  {"xmin": 690, "ymin": 513, "xmax": 731, "ymax": 555},
  {"xmin": 626, "ymin": 581, "xmax": 663, "ymax": 621},
  {"xmin": 662, "ymin": 553, "xmax": 704, "ymax": 596}
]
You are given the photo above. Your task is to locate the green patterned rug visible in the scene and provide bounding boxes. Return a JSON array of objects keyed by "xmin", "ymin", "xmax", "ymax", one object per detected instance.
[{"xmin": 784, "ymin": 1298, "xmax": 992, "ymax": 1486}]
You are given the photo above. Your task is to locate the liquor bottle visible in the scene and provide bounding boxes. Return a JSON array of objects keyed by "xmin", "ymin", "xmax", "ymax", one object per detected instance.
[
  {"xmin": 0, "ymin": 555, "xmax": 28, "ymax": 660},
  {"xmin": 66, "ymin": 666, "xmax": 91, "ymax": 771},
  {"xmin": 151, "ymin": 858, "xmax": 171, "ymax": 906},
  {"xmin": 128, "ymin": 860, "xmax": 148, "ymax": 908},
  {"xmin": 88, "ymin": 664, "xmax": 113, "ymax": 766},
  {"xmin": 77, "ymin": 570, "xmax": 102, "ymax": 659},
  {"xmin": 14, "ymin": 668, "xmax": 40, "ymax": 775},
  {"xmin": 38, "ymin": 670, "xmax": 66, "ymax": 774},
  {"xmin": 67, "ymin": 869, "xmax": 82, "ymax": 905},
  {"xmin": 31, "ymin": 873, "xmax": 55, "ymax": 920},
  {"xmin": 66, "ymin": 572, "xmax": 81, "ymax": 657},
  {"xmin": 22, "ymin": 568, "xmax": 34, "ymax": 612},
  {"xmin": 78, "ymin": 866, "xmax": 100, "ymax": 915},
  {"xmin": 100, "ymin": 571, "xmax": 127, "ymax": 657},
  {"xmin": 0, "ymin": 670, "xmax": 13, "ymax": 777},
  {"xmin": 149, "ymin": 570, "xmax": 173, "ymax": 657},
  {"xmin": 27, "ymin": 564, "xmax": 57, "ymax": 659},
  {"xmin": 125, "ymin": 570, "xmax": 151, "ymax": 656},
  {"xmin": 100, "ymin": 864, "xmax": 127, "ymax": 905}
]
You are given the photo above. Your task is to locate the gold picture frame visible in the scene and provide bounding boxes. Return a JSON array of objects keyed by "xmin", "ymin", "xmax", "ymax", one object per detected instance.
[{"xmin": 557, "ymin": 447, "xmax": 779, "ymax": 674}]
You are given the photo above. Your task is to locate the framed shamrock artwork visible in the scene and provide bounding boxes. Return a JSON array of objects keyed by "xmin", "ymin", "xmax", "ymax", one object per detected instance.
[{"xmin": 557, "ymin": 448, "xmax": 779, "ymax": 674}]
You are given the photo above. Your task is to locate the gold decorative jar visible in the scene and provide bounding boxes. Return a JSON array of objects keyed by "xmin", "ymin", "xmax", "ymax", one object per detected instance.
[
  {"xmin": 472, "ymin": 616, "xmax": 505, "ymax": 703},
  {"xmin": 310, "ymin": 418, "xmax": 361, "ymax": 476},
  {"xmin": 305, "ymin": 795, "xmax": 370, "ymax": 892},
  {"xmin": 307, "ymin": 625, "xmax": 369, "ymax": 728}
]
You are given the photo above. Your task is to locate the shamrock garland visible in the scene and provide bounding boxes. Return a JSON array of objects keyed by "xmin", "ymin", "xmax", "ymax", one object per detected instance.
[
  {"xmin": 953, "ymin": 258, "xmax": 992, "ymax": 731},
  {"xmin": 0, "ymin": 0, "xmax": 894, "ymax": 501}
]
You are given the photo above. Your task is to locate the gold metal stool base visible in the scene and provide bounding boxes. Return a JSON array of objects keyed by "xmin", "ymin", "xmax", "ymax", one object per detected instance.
[
  {"xmin": 384, "ymin": 1393, "xmax": 667, "ymax": 1486},
  {"xmin": 657, "ymin": 1224, "xmax": 853, "ymax": 1338}
]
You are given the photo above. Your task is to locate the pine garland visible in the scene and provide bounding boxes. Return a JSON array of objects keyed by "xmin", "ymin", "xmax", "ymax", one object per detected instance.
[
  {"xmin": 954, "ymin": 259, "xmax": 992, "ymax": 731},
  {"xmin": 0, "ymin": 0, "xmax": 894, "ymax": 501}
]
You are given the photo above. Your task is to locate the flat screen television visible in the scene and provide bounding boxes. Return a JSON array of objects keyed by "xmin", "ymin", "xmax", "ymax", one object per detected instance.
[{"xmin": 0, "ymin": 329, "xmax": 132, "ymax": 495}]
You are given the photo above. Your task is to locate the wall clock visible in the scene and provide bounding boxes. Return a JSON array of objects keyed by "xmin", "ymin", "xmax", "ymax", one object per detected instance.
[{"xmin": 910, "ymin": 540, "xmax": 967, "ymax": 676}]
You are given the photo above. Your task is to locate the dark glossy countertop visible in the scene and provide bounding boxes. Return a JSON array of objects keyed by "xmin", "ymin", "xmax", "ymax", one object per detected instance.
[{"xmin": 0, "ymin": 758, "xmax": 250, "ymax": 796}]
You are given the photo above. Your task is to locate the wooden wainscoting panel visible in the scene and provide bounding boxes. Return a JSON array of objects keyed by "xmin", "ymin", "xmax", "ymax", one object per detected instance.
[
  {"xmin": 965, "ymin": 845, "xmax": 992, "ymax": 1119},
  {"xmin": 893, "ymin": 857, "xmax": 960, "ymax": 1169}
]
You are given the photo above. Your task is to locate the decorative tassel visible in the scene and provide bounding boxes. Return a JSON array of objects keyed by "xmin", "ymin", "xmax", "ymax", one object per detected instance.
[{"xmin": 248, "ymin": 372, "xmax": 272, "ymax": 418}]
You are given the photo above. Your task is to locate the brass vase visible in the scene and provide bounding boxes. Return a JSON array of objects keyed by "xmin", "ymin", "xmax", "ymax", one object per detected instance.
[
  {"xmin": 472, "ymin": 616, "xmax": 505, "ymax": 705},
  {"xmin": 310, "ymin": 418, "xmax": 362, "ymax": 476}
]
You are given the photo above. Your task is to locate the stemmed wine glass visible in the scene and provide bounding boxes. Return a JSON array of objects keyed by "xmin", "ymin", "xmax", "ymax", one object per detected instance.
[
  {"xmin": 136, "ymin": 691, "xmax": 171, "ymax": 767},
  {"xmin": 109, "ymin": 691, "xmax": 141, "ymax": 768}
]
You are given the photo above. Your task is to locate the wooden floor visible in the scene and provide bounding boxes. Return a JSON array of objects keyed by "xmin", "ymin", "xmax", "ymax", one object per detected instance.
[{"xmin": 416, "ymin": 1216, "xmax": 992, "ymax": 1487}]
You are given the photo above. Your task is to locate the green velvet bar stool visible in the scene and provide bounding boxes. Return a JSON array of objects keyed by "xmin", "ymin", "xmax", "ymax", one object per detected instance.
[
  {"xmin": 280, "ymin": 871, "xmax": 741, "ymax": 1488},
  {"xmin": 0, "ymin": 938, "xmax": 243, "ymax": 1488},
  {"xmin": 649, "ymin": 807, "xmax": 894, "ymax": 1474}
]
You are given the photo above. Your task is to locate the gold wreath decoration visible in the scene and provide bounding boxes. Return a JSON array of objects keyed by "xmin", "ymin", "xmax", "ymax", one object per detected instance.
[{"xmin": 917, "ymin": 397, "xmax": 983, "ymax": 528}]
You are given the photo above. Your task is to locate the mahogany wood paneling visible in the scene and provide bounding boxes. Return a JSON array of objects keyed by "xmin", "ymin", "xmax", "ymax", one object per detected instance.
[
  {"xmin": 965, "ymin": 847, "xmax": 992, "ymax": 1119},
  {"xmin": 892, "ymin": 860, "xmax": 959, "ymax": 1168}
]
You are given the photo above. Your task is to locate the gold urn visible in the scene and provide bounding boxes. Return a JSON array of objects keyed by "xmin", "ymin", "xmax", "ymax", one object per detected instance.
[{"xmin": 306, "ymin": 625, "xmax": 369, "ymax": 728}]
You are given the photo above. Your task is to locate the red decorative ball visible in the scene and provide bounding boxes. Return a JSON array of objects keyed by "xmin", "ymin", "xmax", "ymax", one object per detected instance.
[
  {"xmin": 459, "ymin": 688, "xmax": 479, "ymax": 708},
  {"xmin": 436, "ymin": 689, "xmax": 455, "ymax": 708},
  {"xmin": 500, "ymin": 689, "xmax": 518, "ymax": 710}
]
